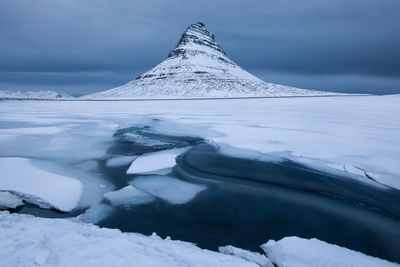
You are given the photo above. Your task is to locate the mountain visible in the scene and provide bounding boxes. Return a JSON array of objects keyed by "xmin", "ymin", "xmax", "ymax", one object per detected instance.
[
  {"xmin": 85, "ymin": 22, "xmax": 332, "ymax": 99},
  {"xmin": 0, "ymin": 90, "xmax": 73, "ymax": 100}
]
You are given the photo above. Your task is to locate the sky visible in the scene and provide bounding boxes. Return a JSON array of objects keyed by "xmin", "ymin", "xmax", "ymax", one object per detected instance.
[{"xmin": 0, "ymin": 0, "xmax": 399, "ymax": 96}]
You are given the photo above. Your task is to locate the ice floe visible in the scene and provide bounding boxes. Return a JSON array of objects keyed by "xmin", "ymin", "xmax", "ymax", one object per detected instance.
[
  {"xmin": 130, "ymin": 175, "xmax": 206, "ymax": 204},
  {"xmin": 104, "ymin": 186, "xmax": 155, "ymax": 207},
  {"xmin": 126, "ymin": 148, "xmax": 186, "ymax": 175},
  {"xmin": 0, "ymin": 157, "xmax": 82, "ymax": 211}
]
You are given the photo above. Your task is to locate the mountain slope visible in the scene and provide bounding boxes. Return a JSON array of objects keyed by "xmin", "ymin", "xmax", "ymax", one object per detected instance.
[{"xmin": 86, "ymin": 22, "xmax": 332, "ymax": 99}]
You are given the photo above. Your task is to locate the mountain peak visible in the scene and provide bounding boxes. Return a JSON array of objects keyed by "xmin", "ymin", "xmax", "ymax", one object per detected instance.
[
  {"xmin": 86, "ymin": 22, "xmax": 328, "ymax": 99},
  {"xmin": 167, "ymin": 22, "xmax": 226, "ymax": 59}
]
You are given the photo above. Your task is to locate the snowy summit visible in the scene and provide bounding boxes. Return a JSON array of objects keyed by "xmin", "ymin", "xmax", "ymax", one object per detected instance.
[{"xmin": 85, "ymin": 22, "xmax": 331, "ymax": 99}]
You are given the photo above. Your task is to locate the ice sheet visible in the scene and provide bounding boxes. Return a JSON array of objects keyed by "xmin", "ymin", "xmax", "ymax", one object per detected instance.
[
  {"xmin": 0, "ymin": 157, "xmax": 82, "ymax": 211},
  {"xmin": 130, "ymin": 175, "xmax": 206, "ymax": 204},
  {"xmin": 0, "ymin": 95, "xmax": 399, "ymax": 192}
]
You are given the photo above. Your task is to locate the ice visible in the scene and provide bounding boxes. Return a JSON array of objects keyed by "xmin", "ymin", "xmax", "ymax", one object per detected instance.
[
  {"xmin": 104, "ymin": 186, "xmax": 155, "ymax": 207},
  {"xmin": 105, "ymin": 156, "xmax": 137, "ymax": 168},
  {"xmin": 126, "ymin": 148, "xmax": 186, "ymax": 175},
  {"xmin": 261, "ymin": 237, "xmax": 399, "ymax": 267},
  {"xmin": 0, "ymin": 95, "xmax": 399, "ymax": 189},
  {"xmin": 0, "ymin": 211, "xmax": 257, "ymax": 267},
  {"xmin": 219, "ymin": 245, "xmax": 273, "ymax": 267},
  {"xmin": 130, "ymin": 175, "xmax": 206, "ymax": 204},
  {"xmin": 0, "ymin": 191, "xmax": 24, "ymax": 209},
  {"xmin": 0, "ymin": 157, "xmax": 82, "ymax": 212},
  {"xmin": 77, "ymin": 203, "xmax": 115, "ymax": 224}
]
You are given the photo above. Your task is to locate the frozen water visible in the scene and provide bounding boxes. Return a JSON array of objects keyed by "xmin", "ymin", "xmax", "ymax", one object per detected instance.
[
  {"xmin": 0, "ymin": 191, "xmax": 24, "ymax": 209},
  {"xmin": 77, "ymin": 203, "xmax": 115, "ymax": 224},
  {"xmin": 106, "ymin": 156, "xmax": 137, "ymax": 168},
  {"xmin": 130, "ymin": 175, "xmax": 206, "ymax": 204},
  {"xmin": 126, "ymin": 148, "xmax": 186, "ymax": 175},
  {"xmin": 219, "ymin": 245, "xmax": 273, "ymax": 267},
  {"xmin": 262, "ymin": 237, "xmax": 399, "ymax": 267},
  {"xmin": 0, "ymin": 157, "xmax": 82, "ymax": 211},
  {"xmin": 104, "ymin": 186, "xmax": 155, "ymax": 207}
]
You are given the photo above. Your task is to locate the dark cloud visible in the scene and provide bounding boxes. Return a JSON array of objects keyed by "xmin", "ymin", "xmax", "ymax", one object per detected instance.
[{"xmin": 0, "ymin": 0, "xmax": 399, "ymax": 95}]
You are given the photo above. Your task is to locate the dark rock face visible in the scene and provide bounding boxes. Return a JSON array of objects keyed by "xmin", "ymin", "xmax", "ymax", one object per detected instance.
[{"xmin": 167, "ymin": 22, "xmax": 226, "ymax": 59}]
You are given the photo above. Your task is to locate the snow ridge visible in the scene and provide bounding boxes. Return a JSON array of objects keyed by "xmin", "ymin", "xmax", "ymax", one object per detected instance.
[
  {"xmin": 0, "ymin": 90, "xmax": 73, "ymax": 100},
  {"xmin": 85, "ymin": 22, "xmax": 333, "ymax": 99}
]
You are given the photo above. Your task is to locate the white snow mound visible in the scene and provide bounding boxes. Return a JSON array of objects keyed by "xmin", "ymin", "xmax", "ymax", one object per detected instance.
[
  {"xmin": 262, "ymin": 236, "xmax": 399, "ymax": 267},
  {"xmin": 0, "ymin": 211, "xmax": 258, "ymax": 267}
]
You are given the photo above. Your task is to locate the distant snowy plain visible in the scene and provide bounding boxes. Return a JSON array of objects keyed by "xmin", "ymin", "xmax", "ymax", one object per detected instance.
[{"xmin": 0, "ymin": 95, "xmax": 399, "ymax": 266}]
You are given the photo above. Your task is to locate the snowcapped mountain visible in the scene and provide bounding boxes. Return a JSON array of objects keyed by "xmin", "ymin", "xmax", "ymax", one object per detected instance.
[
  {"xmin": 85, "ymin": 22, "xmax": 333, "ymax": 99},
  {"xmin": 0, "ymin": 90, "xmax": 73, "ymax": 100}
]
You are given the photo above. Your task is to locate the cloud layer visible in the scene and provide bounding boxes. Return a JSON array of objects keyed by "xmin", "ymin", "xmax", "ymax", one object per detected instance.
[{"xmin": 1, "ymin": 0, "xmax": 399, "ymax": 95}]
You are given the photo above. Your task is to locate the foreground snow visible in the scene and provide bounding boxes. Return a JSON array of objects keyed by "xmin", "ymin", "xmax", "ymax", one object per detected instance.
[
  {"xmin": 262, "ymin": 237, "xmax": 398, "ymax": 267},
  {"xmin": 0, "ymin": 211, "xmax": 397, "ymax": 267},
  {"xmin": 0, "ymin": 157, "xmax": 82, "ymax": 211},
  {"xmin": 0, "ymin": 211, "xmax": 258, "ymax": 267}
]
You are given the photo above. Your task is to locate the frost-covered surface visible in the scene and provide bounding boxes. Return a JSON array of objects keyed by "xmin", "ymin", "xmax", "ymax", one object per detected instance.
[
  {"xmin": 0, "ymin": 191, "xmax": 24, "ymax": 209},
  {"xmin": 0, "ymin": 90, "xmax": 73, "ymax": 100},
  {"xmin": 262, "ymin": 237, "xmax": 399, "ymax": 267},
  {"xmin": 0, "ymin": 94, "xmax": 399, "ymax": 264},
  {"xmin": 1, "ymin": 211, "xmax": 397, "ymax": 267},
  {"xmin": 130, "ymin": 175, "xmax": 206, "ymax": 204},
  {"xmin": 0, "ymin": 157, "xmax": 82, "ymax": 211},
  {"xmin": 0, "ymin": 95, "xmax": 399, "ymax": 190},
  {"xmin": 104, "ymin": 185, "xmax": 155, "ymax": 207},
  {"xmin": 0, "ymin": 211, "xmax": 258, "ymax": 267},
  {"xmin": 85, "ymin": 22, "xmax": 334, "ymax": 99},
  {"xmin": 126, "ymin": 148, "xmax": 185, "ymax": 174}
]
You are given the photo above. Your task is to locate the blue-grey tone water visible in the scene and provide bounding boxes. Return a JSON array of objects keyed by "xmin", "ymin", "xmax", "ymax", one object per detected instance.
[{"xmin": 17, "ymin": 126, "xmax": 400, "ymax": 263}]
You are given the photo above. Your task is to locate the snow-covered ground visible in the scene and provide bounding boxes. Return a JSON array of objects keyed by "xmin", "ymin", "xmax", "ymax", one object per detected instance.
[
  {"xmin": 0, "ymin": 211, "xmax": 397, "ymax": 267},
  {"xmin": 1, "ymin": 95, "xmax": 397, "ymax": 189},
  {"xmin": 0, "ymin": 90, "xmax": 73, "ymax": 100},
  {"xmin": 0, "ymin": 94, "xmax": 399, "ymax": 265}
]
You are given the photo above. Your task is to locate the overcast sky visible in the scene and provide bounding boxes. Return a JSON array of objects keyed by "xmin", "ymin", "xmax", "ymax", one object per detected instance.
[{"xmin": 1, "ymin": 0, "xmax": 399, "ymax": 95}]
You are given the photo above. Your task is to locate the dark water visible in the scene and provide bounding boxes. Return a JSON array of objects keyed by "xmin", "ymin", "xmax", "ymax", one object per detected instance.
[{"xmin": 17, "ymin": 126, "xmax": 400, "ymax": 263}]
